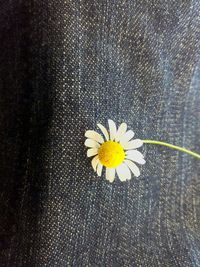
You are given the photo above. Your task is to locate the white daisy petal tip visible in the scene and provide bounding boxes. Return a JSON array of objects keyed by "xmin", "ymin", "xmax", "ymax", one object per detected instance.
[
  {"xmin": 85, "ymin": 120, "xmax": 145, "ymax": 182},
  {"xmin": 85, "ymin": 130, "xmax": 104, "ymax": 144},
  {"xmin": 87, "ymin": 148, "xmax": 98, "ymax": 157},
  {"xmin": 91, "ymin": 155, "xmax": 99, "ymax": 172},
  {"xmin": 122, "ymin": 139, "xmax": 143, "ymax": 150},
  {"xmin": 115, "ymin": 122, "xmax": 127, "ymax": 141},
  {"xmin": 97, "ymin": 123, "xmax": 109, "ymax": 141},
  {"xmin": 105, "ymin": 168, "xmax": 115, "ymax": 183},
  {"xmin": 108, "ymin": 119, "xmax": 117, "ymax": 141},
  {"xmin": 84, "ymin": 139, "xmax": 100, "ymax": 148},
  {"xmin": 97, "ymin": 163, "xmax": 103, "ymax": 176}
]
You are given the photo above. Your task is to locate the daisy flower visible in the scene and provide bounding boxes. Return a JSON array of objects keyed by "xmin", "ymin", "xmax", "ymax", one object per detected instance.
[{"xmin": 84, "ymin": 119, "xmax": 145, "ymax": 183}]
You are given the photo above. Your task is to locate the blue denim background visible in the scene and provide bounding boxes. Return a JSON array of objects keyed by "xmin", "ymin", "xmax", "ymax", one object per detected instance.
[{"xmin": 0, "ymin": 1, "xmax": 200, "ymax": 266}]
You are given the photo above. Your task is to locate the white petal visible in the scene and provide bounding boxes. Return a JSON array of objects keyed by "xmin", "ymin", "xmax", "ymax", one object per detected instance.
[
  {"xmin": 85, "ymin": 139, "xmax": 100, "ymax": 148},
  {"xmin": 85, "ymin": 130, "xmax": 104, "ymax": 143},
  {"xmin": 97, "ymin": 123, "xmax": 109, "ymax": 141},
  {"xmin": 116, "ymin": 163, "xmax": 131, "ymax": 182},
  {"xmin": 126, "ymin": 150, "xmax": 144, "ymax": 158},
  {"xmin": 115, "ymin": 123, "xmax": 127, "ymax": 142},
  {"xmin": 125, "ymin": 151, "xmax": 146, "ymax": 165},
  {"xmin": 105, "ymin": 168, "xmax": 115, "ymax": 183},
  {"xmin": 119, "ymin": 130, "xmax": 135, "ymax": 143},
  {"xmin": 108, "ymin": 119, "xmax": 117, "ymax": 140},
  {"xmin": 87, "ymin": 148, "xmax": 98, "ymax": 157},
  {"xmin": 124, "ymin": 160, "xmax": 140, "ymax": 177},
  {"xmin": 91, "ymin": 155, "xmax": 99, "ymax": 171},
  {"xmin": 97, "ymin": 162, "xmax": 103, "ymax": 176},
  {"xmin": 122, "ymin": 139, "xmax": 143, "ymax": 150}
]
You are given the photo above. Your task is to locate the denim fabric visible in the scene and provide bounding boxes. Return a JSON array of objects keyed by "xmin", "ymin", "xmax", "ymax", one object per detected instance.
[{"xmin": 0, "ymin": 1, "xmax": 200, "ymax": 266}]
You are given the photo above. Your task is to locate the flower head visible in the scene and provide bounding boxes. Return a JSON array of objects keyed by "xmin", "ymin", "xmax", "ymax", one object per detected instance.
[{"xmin": 85, "ymin": 120, "xmax": 145, "ymax": 182}]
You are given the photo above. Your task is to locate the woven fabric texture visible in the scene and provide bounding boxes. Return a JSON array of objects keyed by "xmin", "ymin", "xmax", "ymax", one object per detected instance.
[{"xmin": 0, "ymin": 1, "xmax": 200, "ymax": 266}]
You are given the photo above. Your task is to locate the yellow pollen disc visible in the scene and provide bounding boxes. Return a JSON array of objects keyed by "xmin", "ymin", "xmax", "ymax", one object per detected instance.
[{"xmin": 98, "ymin": 141, "xmax": 125, "ymax": 168}]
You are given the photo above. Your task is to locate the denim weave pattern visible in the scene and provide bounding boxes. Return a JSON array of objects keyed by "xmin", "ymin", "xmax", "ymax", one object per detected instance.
[{"xmin": 0, "ymin": 1, "xmax": 200, "ymax": 266}]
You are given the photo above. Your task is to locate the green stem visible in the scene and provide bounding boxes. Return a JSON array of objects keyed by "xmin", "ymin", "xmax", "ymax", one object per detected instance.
[{"xmin": 143, "ymin": 140, "xmax": 200, "ymax": 159}]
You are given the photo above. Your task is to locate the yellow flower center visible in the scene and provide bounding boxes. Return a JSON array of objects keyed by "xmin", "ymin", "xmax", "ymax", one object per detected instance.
[{"xmin": 98, "ymin": 141, "xmax": 125, "ymax": 168}]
